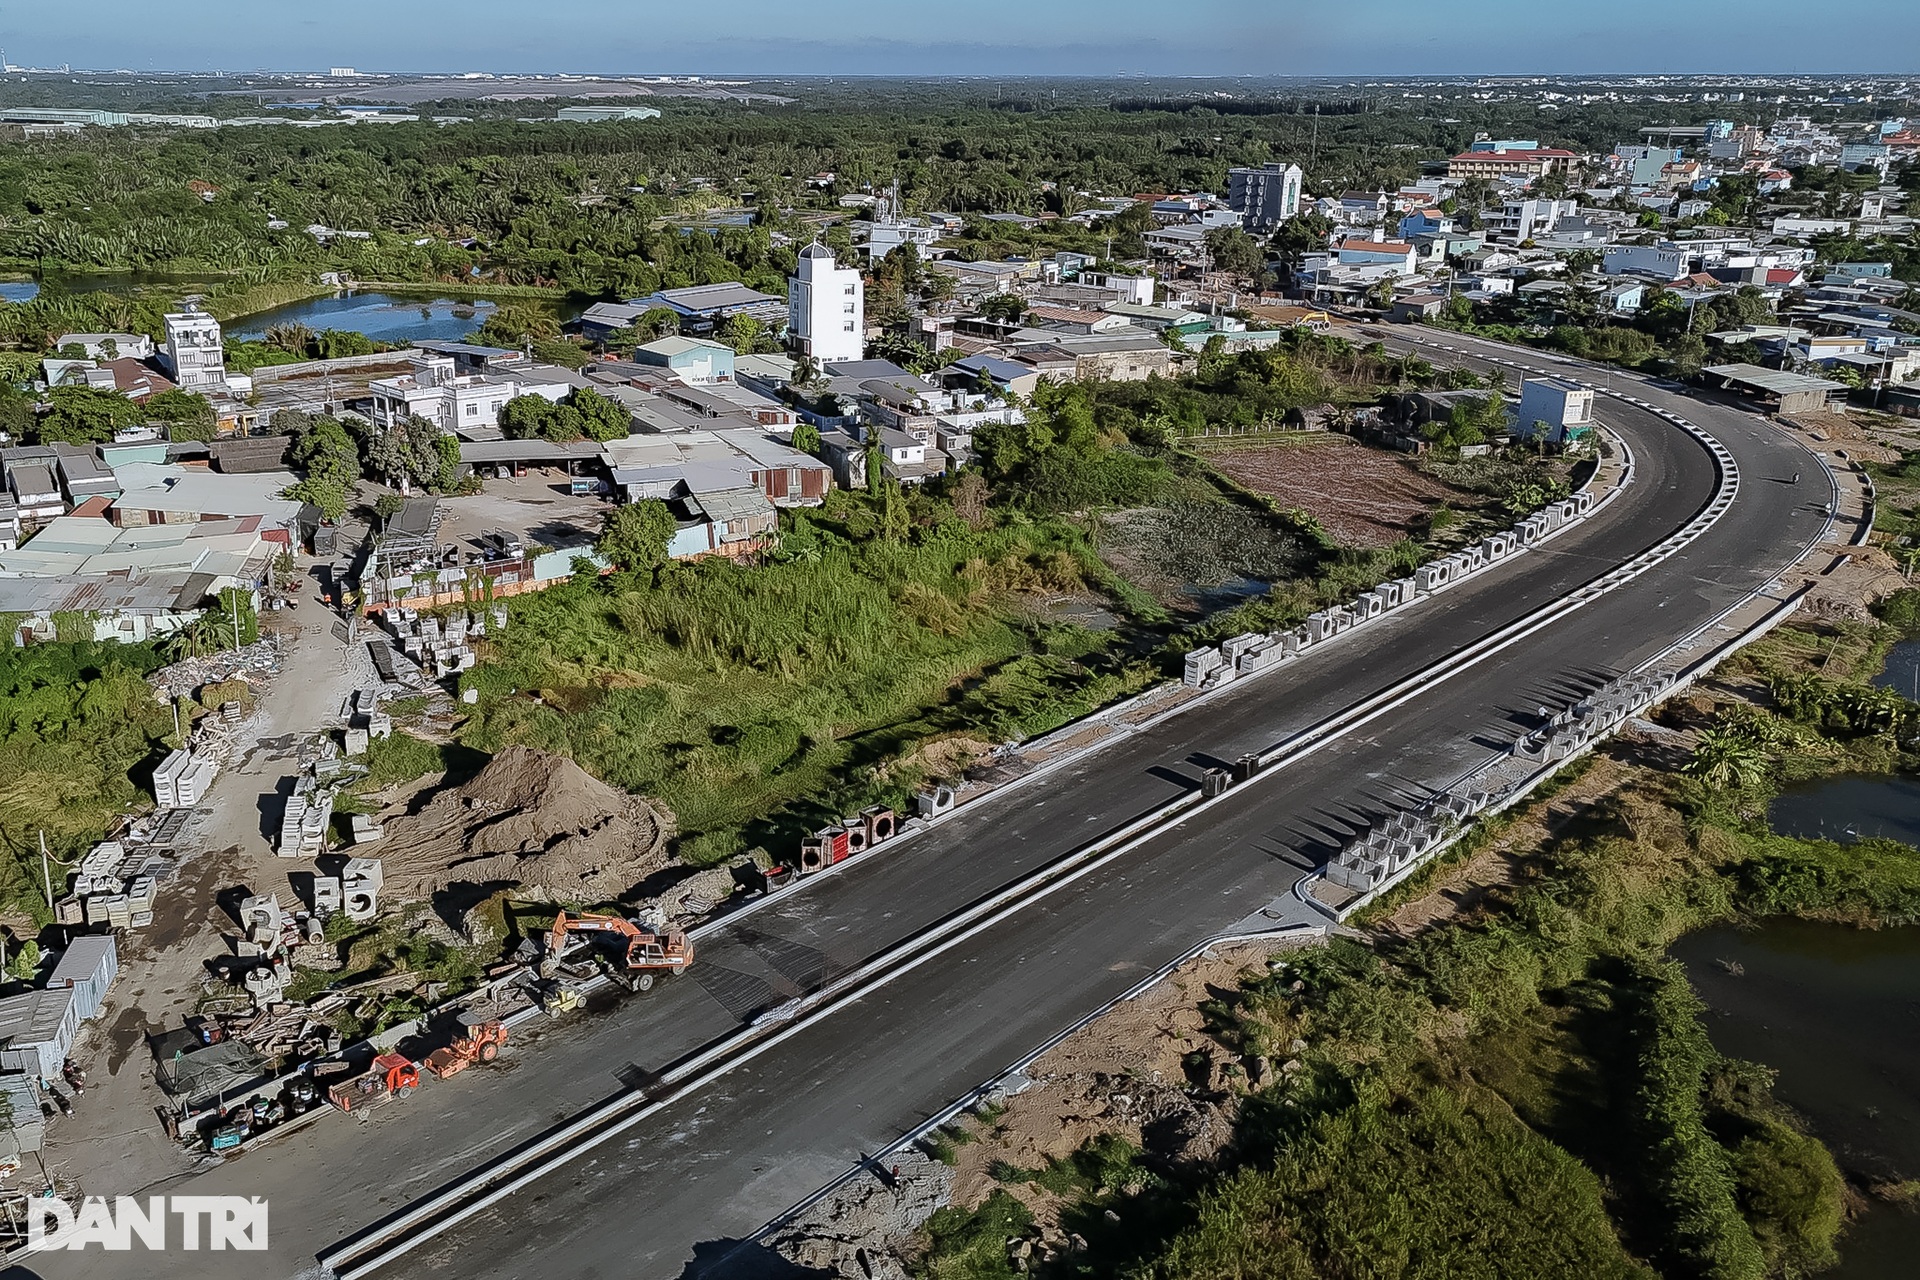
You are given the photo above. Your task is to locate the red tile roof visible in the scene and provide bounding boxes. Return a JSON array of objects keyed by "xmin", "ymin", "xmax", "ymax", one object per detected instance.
[{"xmin": 1449, "ymin": 148, "xmax": 1578, "ymax": 161}]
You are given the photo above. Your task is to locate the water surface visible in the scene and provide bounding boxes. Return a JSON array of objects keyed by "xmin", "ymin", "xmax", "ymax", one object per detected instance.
[
  {"xmin": 1677, "ymin": 920, "xmax": 1920, "ymax": 1278},
  {"xmin": 1768, "ymin": 773, "xmax": 1920, "ymax": 846}
]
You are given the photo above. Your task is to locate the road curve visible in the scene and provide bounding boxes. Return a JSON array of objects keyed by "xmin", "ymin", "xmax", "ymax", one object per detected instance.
[{"xmin": 33, "ymin": 341, "xmax": 1836, "ymax": 1280}]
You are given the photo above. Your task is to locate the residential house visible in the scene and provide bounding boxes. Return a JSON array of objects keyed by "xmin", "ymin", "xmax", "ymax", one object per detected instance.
[
  {"xmin": 368, "ymin": 355, "xmax": 572, "ymax": 437},
  {"xmin": 1335, "ymin": 239, "xmax": 1419, "ymax": 273},
  {"xmin": 1603, "ymin": 242, "xmax": 1688, "ymax": 281},
  {"xmin": 1023, "ymin": 305, "xmax": 1133, "ymax": 336},
  {"xmin": 54, "ymin": 333, "xmax": 155, "ymax": 361},
  {"xmin": 159, "ymin": 308, "xmax": 226, "ymax": 393},
  {"xmin": 632, "ymin": 336, "xmax": 736, "ymax": 385},
  {"xmin": 875, "ymin": 426, "xmax": 947, "ymax": 485},
  {"xmin": 1142, "ymin": 224, "xmax": 1210, "ymax": 258},
  {"xmin": 604, "ymin": 428, "xmax": 832, "ymax": 512},
  {"xmin": 1513, "ymin": 378, "xmax": 1596, "ymax": 447},
  {"xmin": 1491, "ymin": 198, "xmax": 1579, "ymax": 244},
  {"xmin": 788, "ymin": 242, "xmax": 865, "ymax": 364},
  {"xmin": 1446, "ymin": 145, "xmax": 1580, "ymax": 181}
]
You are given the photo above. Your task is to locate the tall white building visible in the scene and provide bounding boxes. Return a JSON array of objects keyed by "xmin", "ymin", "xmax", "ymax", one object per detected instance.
[
  {"xmin": 788, "ymin": 243, "xmax": 864, "ymax": 365},
  {"xmin": 161, "ymin": 308, "xmax": 226, "ymax": 392}
]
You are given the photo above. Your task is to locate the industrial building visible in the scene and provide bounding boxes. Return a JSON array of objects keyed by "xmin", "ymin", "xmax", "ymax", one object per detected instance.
[{"xmin": 1701, "ymin": 364, "xmax": 1850, "ymax": 415}]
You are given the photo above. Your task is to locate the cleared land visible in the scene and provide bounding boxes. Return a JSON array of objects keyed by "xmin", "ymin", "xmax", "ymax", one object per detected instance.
[{"xmin": 1202, "ymin": 436, "xmax": 1468, "ymax": 547}]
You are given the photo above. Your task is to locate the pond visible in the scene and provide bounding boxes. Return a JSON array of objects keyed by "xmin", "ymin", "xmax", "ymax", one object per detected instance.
[
  {"xmin": 1676, "ymin": 919, "xmax": 1920, "ymax": 1278},
  {"xmin": 0, "ymin": 280, "xmax": 38, "ymax": 303},
  {"xmin": 1769, "ymin": 773, "xmax": 1920, "ymax": 846},
  {"xmin": 1873, "ymin": 636, "xmax": 1920, "ymax": 703},
  {"xmin": 224, "ymin": 292, "xmax": 542, "ymax": 345}
]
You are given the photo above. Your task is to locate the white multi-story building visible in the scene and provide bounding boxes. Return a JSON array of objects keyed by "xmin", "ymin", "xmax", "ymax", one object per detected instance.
[
  {"xmin": 161, "ymin": 309, "xmax": 225, "ymax": 392},
  {"xmin": 1491, "ymin": 198, "xmax": 1579, "ymax": 244},
  {"xmin": 368, "ymin": 355, "xmax": 569, "ymax": 435},
  {"xmin": 1514, "ymin": 378, "xmax": 1595, "ymax": 447},
  {"xmin": 788, "ymin": 243, "xmax": 865, "ymax": 365}
]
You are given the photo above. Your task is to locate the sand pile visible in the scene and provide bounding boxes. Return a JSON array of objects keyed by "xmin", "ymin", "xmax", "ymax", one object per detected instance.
[{"xmin": 380, "ymin": 746, "xmax": 670, "ymax": 901}]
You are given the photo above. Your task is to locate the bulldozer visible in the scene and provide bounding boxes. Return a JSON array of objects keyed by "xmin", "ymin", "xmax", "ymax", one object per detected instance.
[
  {"xmin": 542, "ymin": 910, "xmax": 694, "ymax": 992},
  {"xmin": 424, "ymin": 1016, "xmax": 509, "ymax": 1080}
]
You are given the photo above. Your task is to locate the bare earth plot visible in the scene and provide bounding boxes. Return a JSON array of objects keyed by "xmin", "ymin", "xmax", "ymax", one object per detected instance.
[{"xmin": 1204, "ymin": 437, "xmax": 1469, "ymax": 547}]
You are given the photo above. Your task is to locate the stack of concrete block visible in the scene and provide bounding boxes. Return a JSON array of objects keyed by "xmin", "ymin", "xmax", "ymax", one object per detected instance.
[
  {"xmin": 913, "ymin": 785, "xmax": 957, "ymax": 819},
  {"xmin": 152, "ymin": 749, "xmax": 190, "ymax": 808},
  {"xmin": 241, "ymin": 893, "xmax": 284, "ymax": 946},
  {"xmin": 169, "ymin": 752, "xmax": 218, "ymax": 807},
  {"xmin": 311, "ymin": 875, "xmax": 343, "ymax": 918},
  {"xmin": 126, "ymin": 876, "xmax": 156, "ymax": 929},
  {"xmin": 1184, "ymin": 647, "xmax": 1224, "ymax": 688},
  {"xmin": 242, "ymin": 962, "xmax": 288, "ymax": 1008},
  {"xmin": 72, "ymin": 843, "xmax": 124, "ymax": 897},
  {"xmin": 278, "ymin": 777, "xmax": 334, "ymax": 858},
  {"xmin": 349, "ymin": 813, "xmax": 384, "ymax": 845},
  {"xmin": 1354, "ymin": 590, "xmax": 1387, "ymax": 620},
  {"xmin": 1482, "ymin": 531, "xmax": 1516, "ymax": 560},
  {"xmin": 1234, "ymin": 635, "xmax": 1284, "ymax": 674},
  {"xmin": 279, "ymin": 792, "xmax": 311, "ymax": 857},
  {"xmin": 1221, "ymin": 634, "xmax": 1259, "ymax": 665},
  {"xmin": 1516, "ymin": 513, "xmax": 1551, "ymax": 544},
  {"xmin": 1414, "ymin": 561, "xmax": 1452, "ymax": 594},
  {"xmin": 343, "ymin": 858, "xmax": 383, "ymax": 922},
  {"xmin": 1572, "ymin": 491, "xmax": 1595, "ymax": 517}
]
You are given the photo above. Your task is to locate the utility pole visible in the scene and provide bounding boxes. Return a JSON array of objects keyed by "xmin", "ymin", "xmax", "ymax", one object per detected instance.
[
  {"xmin": 38, "ymin": 831, "xmax": 53, "ymax": 912},
  {"xmin": 229, "ymin": 590, "xmax": 242, "ymax": 651}
]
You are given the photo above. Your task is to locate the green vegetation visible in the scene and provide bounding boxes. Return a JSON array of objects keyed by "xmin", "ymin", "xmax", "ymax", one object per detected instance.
[
  {"xmin": 0, "ymin": 639, "xmax": 171, "ymax": 920},
  {"xmin": 499, "ymin": 386, "xmax": 630, "ymax": 443},
  {"xmin": 461, "ymin": 486, "xmax": 1151, "ymax": 866},
  {"xmin": 917, "ymin": 618, "xmax": 1915, "ymax": 1280}
]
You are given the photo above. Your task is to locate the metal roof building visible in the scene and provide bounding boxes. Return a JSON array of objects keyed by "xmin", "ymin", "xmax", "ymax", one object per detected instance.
[{"xmin": 1701, "ymin": 364, "xmax": 1850, "ymax": 415}]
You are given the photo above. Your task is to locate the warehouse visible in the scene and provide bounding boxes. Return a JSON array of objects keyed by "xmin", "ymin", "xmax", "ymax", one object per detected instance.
[{"xmin": 1701, "ymin": 363, "xmax": 1850, "ymax": 415}]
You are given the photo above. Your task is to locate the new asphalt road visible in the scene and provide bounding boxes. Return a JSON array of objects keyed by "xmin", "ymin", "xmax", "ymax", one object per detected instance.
[{"xmin": 27, "ymin": 340, "xmax": 1837, "ymax": 1280}]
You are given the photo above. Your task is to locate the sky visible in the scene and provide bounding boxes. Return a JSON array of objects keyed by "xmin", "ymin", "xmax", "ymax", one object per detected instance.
[{"xmin": 0, "ymin": 0, "xmax": 1915, "ymax": 77}]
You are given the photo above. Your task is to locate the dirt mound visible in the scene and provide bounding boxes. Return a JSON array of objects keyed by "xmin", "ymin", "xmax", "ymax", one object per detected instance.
[{"xmin": 379, "ymin": 746, "xmax": 670, "ymax": 901}]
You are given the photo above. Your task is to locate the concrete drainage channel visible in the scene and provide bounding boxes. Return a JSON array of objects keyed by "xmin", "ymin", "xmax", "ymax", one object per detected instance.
[{"xmin": 319, "ymin": 386, "xmax": 1759, "ymax": 1278}]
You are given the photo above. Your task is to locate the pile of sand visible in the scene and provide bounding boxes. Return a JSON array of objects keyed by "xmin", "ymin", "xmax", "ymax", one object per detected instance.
[{"xmin": 379, "ymin": 746, "xmax": 670, "ymax": 901}]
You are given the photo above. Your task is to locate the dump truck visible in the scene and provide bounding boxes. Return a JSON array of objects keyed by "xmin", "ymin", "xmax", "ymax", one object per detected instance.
[
  {"xmin": 424, "ymin": 1017, "xmax": 508, "ymax": 1080},
  {"xmin": 543, "ymin": 911, "xmax": 694, "ymax": 992},
  {"xmin": 323, "ymin": 1052, "xmax": 420, "ymax": 1113}
]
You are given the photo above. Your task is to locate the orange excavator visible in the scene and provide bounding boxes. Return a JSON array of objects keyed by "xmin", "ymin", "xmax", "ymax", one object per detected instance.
[{"xmin": 542, "ymin": 910, "xmax": 694, "ymax": 992}]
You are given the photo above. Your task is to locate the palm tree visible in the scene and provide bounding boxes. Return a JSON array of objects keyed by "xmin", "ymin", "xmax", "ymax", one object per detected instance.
[
  {"xmin": 1686, "ymin": 727, "xmax": 1768, "ymax": 792},
  {"xmin": 264, "ymin": 322, "xmax": 315, "ymax": 356}
]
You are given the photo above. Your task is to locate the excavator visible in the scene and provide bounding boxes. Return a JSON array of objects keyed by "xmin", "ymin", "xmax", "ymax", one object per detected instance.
[{"xmin": 542, "ymin": 910, "xmax": 694, "ymax": 992}]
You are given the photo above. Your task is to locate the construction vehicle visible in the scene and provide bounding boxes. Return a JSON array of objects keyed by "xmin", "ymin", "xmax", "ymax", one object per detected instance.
[
  {"xmin": 424, "ymin": 1017, "xmax": 509, "ymax": 1080},
  {"xmin": 323, "ymin": 1053, "xmax": 420, "ymax": 1113},
  {"xmin": 543, "ymin": 910, "xmax": 693, "ymax": 992}
]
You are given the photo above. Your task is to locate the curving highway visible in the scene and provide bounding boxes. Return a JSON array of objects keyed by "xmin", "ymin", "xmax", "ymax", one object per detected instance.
[{"xmin": 33, "ymin": 336, "xmax": 1842, "ymax": 1280}]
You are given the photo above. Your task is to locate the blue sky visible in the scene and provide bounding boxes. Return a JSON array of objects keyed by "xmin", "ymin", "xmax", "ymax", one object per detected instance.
[{"xmin": 3, "ymin": 0, "xmax": 1915, "ymax": 76}]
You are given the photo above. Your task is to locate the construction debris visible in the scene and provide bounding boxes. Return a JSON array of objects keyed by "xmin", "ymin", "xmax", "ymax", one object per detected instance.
[
  {"xmin": 378, "ymin": 605, "xmax": 506, "ymax": 679},
  {"xmin": 376, "ymin": 746, "xmax": 670, "ymax": 901},
  {"xmin": 147, "ymin": 638, "xmax": 283, "ymax": 703}
]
